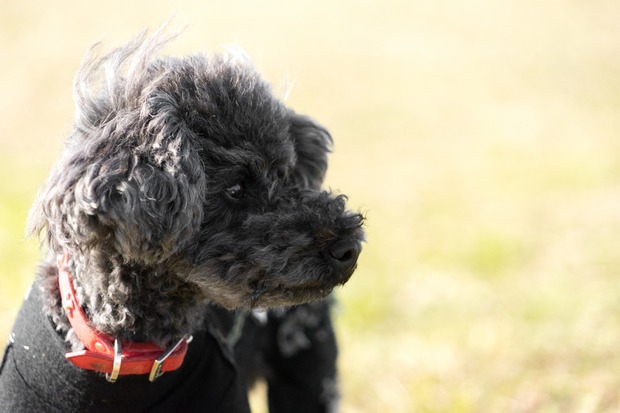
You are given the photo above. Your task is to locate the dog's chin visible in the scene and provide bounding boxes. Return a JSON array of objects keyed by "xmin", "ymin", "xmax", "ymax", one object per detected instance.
[
  {"xmin": 249, "ymin": 284, "xmax": 336, "ymax": 308},
  {"xmin": 194, "ymin": 262, "xmax": 358, "ymax": 309},
  {"xmin": 247, "ymin": 264, "xmax": 357, "ymax": 308}
]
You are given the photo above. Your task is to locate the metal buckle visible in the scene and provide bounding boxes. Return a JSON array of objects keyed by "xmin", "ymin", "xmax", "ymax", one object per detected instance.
[
  {"xmin": 148, "ymin": 335, "xmax": 192, "ymax": 382},
  {"xmin": 105, "ymin": 339, "xmax": 122, "ymax": 383}
]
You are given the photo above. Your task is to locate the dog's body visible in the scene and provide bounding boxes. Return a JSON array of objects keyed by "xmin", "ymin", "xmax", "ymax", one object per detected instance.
[{"xmin": 0, "ymin": 32, "xmax": 363, "ymax": 412}]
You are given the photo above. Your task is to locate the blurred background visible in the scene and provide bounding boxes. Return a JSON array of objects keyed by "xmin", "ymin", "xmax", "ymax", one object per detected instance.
[{"xmin": 2, "ymin": 1, "xmax": 620, "ymax": 412}]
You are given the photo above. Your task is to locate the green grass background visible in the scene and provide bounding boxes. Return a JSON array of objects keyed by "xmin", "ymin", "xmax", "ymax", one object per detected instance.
[{"xmin": 2, "ymin": 1, "xmax": 620, "ymax": 412}]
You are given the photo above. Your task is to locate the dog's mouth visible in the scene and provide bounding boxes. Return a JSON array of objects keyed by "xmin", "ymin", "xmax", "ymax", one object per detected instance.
[
  {"xmin": 232, "ymin": 246, "xmax": 360, "ymax": 308},
  {"xmin": 186, "ymin": 246, "xmax": 360, "ymax": 309},
  {"xmin": 245, "ymin": 255, "xmax": 360, "ymax": 308}
]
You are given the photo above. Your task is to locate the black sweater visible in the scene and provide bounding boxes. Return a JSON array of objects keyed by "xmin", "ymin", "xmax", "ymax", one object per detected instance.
[{"xmin": 0, "ymin": 280, "xmax": 250, "ymax": 413}]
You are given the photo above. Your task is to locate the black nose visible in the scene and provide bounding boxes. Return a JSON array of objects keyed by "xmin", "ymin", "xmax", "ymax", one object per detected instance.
[{"xmin": 326, "ymin": 238, "xmax": 362, "ymax": 272}]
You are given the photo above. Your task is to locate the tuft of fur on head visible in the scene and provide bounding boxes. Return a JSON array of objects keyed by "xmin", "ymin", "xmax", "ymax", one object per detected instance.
[{"xmin": 28, "ymin": 30, "xmax": 364, "ymax": 346}]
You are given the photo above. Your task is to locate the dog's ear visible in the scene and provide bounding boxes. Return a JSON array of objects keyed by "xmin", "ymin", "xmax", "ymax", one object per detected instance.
[
  {"xmin": 288, "ymin": 112, "xmax": 333, "ymax": 189},
  {"xmin": 28, "ymin": 34, "xmax": 206, "ymax": 264},
  {"xmin": 28, "ymin": 110, "xmax": 206, "ymax": 264}
]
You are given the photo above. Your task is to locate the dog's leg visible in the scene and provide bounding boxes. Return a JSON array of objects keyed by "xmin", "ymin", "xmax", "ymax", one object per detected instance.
[{"xmin": 264, "ymin": 301, "xmax": 339, "ymax": 413}]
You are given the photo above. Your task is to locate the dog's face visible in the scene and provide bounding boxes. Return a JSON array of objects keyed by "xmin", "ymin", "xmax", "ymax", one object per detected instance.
[{"xmin": 30, "ymin": 35, "xmax": 364, "ymax": 310}]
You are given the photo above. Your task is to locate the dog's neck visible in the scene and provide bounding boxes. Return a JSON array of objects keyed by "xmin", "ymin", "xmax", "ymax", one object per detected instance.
[{"xmin": 40, "ymin": 251, "xmax": 206, "ymax": 348}]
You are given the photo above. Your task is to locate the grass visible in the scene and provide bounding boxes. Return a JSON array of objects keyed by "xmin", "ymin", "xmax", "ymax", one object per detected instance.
[{"xmin": 2, "ymin": 1, "xmax": 620, "ymax": 411}]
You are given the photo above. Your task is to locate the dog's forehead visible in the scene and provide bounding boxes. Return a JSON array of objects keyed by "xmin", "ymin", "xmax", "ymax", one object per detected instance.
[{"xmin": 203, "ymin": 135, "xmax": 297, "ymax": 178}]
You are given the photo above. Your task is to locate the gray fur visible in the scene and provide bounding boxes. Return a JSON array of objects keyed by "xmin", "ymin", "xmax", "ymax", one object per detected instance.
[{"xmin": 27, "ymin": 30, "xmax": 364, "ymax": 348}]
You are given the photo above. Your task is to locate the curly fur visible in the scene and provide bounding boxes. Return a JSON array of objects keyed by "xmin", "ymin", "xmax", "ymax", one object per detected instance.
[{"xmin": 27, "ymin": 30, "xmax": 364, "ymax": 348}]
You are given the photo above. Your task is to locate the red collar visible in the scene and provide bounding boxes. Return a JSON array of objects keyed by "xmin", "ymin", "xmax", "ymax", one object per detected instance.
[{"xmin": 56, "ymin": 254, "xmax": 192, "ymax": 383}]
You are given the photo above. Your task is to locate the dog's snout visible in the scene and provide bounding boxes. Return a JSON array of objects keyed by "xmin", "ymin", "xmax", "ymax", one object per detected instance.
[{"xmin": 326, "ymin": 238, "xmax": 361, "ymax": 272}]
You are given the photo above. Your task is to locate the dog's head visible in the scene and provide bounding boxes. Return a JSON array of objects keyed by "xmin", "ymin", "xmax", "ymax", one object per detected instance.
[{"xmin": 29, "ymin": 32, "xmax": 364, "ymax": 309}]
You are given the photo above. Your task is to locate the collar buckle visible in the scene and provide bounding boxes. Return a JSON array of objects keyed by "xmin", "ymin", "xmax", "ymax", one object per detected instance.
[{"xmin": 148, "ymin": 334, "xmax": 192, "ymax": 382}]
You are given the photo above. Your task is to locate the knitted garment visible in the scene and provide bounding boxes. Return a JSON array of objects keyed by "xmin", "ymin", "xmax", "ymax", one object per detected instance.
[{"xmin": 0, "ymin": 279, "xmax": 250, "ymax": 413}]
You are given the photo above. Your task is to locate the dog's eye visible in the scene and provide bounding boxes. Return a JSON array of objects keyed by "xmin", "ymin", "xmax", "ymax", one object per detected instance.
[{"xmin": 225, "ymin": 183, "xmax": 245, "ymax": 200}]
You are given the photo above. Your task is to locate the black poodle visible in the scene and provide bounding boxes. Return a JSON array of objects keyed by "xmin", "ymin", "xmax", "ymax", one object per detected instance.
[{"xmin": 0, "ymin": 30, "xmax": 363, "ymax": 413}]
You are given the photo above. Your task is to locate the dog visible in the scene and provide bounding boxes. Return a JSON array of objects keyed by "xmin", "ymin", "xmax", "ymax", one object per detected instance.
[{"xmin": 0, "ymin": 30, "xmax": 364, "ymax": 413}]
